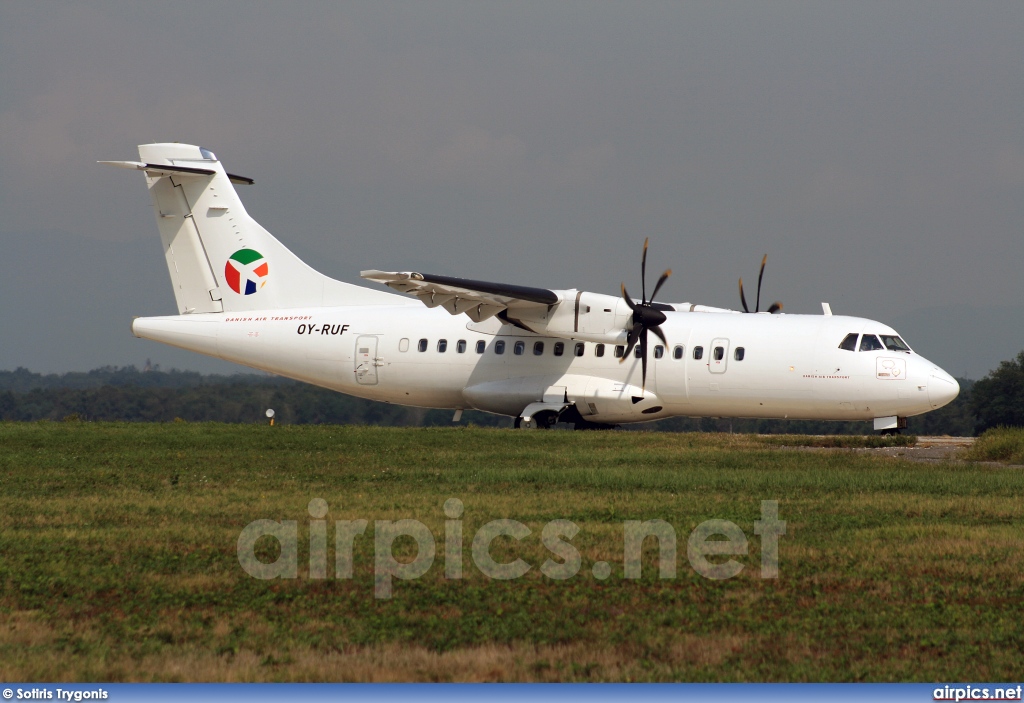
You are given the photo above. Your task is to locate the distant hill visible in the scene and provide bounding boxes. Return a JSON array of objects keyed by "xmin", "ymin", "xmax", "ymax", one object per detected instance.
[
  {"xmin": 0, "ymin": 366, "xmax": 976, "ymax": 435},
  {"xmin": 0, "ymin": 366, "xmax": 505, "ymax": 427},
  {"xmin": 0, "ymin": 365, "xmax": 281, "ymax": 392}
]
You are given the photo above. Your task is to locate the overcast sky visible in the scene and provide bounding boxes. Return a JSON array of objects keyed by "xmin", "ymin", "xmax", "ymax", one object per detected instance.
[{"xmin": 1, "ymin": 2, "xmax": 1022, "ymax": 379}]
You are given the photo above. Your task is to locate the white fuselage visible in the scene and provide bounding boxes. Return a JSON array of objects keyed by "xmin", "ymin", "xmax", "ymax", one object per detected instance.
[
  {"xmin": 109, "ymin": 142, "xmax": 959, "ymax": 428},
  {"xmin": 133, "ymin": 302, "xmax": 960, "ymax": 425}
]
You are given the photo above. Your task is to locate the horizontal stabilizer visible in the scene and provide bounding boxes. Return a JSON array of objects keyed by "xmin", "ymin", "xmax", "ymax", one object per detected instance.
[
  {"xmin": 98, "ymin": 160, "xmax": 253, "ymax": 185},
  {"xmin": 104, "ymin": 142, "xmax": 400, "ymax": 314}
]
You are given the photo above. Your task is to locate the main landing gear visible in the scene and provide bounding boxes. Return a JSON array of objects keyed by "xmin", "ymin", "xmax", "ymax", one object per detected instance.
[
  {"xmin": 514, "ymin": 410, "xmax": 558, "ymax": 430},
  {"xmin": 514, "ymin": 405, "xmax": 618, "ymax": 431}
]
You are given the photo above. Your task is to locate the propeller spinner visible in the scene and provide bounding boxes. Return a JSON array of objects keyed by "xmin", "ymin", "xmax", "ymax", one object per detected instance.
[
  {"xmin": 738, "ymin": 255, "xmax": 783, "ymax": 314},
  {"xmin": 619, "ymin": 238, "xmax": 671, "ymax": 392}
]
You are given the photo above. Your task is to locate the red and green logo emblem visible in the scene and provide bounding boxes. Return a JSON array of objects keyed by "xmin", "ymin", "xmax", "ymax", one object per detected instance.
[{"xmin": 224, "ymin": 249, "xmax": 268, "ymax": 295}]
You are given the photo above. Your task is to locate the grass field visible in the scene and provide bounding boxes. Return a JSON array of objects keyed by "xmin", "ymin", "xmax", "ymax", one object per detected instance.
[
  {"xmin": 1, "ymin": 422, "xmax": 1022, "ymax": 682},
  {"xmin": 968, "ymin": 427, "xmax": 1024, "ymax": 465}
]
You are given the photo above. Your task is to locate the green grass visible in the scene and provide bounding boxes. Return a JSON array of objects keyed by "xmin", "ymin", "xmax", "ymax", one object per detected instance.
[
  {"xmin": 0, "ymin": 422, "xmax": 1022, "ymax": 681},
  {"xmin": 966, "ymin": 427, "xmax": 1024, "ymax": 464},
  {"xmin": 757, "ymin": 433, "xmax": 917, "ymax": 448}
]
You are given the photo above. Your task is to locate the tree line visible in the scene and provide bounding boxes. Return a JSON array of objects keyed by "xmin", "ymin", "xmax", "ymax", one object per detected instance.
[{"xmin": 1, "ymin": 353, "xmax": 1019, "ymax": 435}]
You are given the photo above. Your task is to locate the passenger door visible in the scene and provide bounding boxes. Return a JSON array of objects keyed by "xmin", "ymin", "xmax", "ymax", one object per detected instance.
[
  {"xmin": 354, "ymin": 335, "xmax": 381, "ymax": 385},
  {"xmin": 709, "ymin": 338, "xmax": 730, "ymax": 374}
]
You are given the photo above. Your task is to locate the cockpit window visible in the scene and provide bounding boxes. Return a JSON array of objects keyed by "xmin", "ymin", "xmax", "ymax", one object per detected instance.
[
  {"xmin": 880, "ymin": 335, "xmax": 911, "ymax": 352},
  {"xmin": 199, "ymin": 147, "xmax": 217, "ymax": 161},
  {"xmin": 859, "ymin": 334, "xmax": 884, "ymax": 352},
  {"xmin": 838, "ymin": 333, "xmax": 859, "ymax": 351}
]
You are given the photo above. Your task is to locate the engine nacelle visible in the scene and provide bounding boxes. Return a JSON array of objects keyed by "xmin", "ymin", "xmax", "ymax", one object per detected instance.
[{"xmin": 505, "ymin": 290, "xmax": 634, "ymax": 344}]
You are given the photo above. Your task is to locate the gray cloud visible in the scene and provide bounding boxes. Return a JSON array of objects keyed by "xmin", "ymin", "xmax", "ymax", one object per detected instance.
[{"xmin": 1, "ymin": 2, "xmax": 1022, "ymax": 377}]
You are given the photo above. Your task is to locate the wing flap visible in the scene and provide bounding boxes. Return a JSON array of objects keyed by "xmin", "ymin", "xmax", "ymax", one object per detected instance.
[{"xmin": 361, "ymin": 270, "xmax": 558, "ymax": 321}]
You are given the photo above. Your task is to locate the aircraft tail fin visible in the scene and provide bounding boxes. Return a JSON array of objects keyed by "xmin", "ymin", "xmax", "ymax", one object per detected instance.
[{"xmin": 103, "ymin": 143, "xmax": 397, "ymax": 314}]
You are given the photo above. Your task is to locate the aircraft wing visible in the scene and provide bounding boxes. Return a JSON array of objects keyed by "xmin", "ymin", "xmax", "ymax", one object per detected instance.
[{"xmin": 361, "ymin": 270, "xmax": 559, "ymax": 322}]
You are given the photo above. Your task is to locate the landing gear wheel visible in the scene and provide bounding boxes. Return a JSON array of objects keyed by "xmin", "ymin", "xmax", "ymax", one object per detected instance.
[
  {"xmin": 533, "ymin": 410, "xmax": 557, "ymax": 429},
  {"xmin": 880, "ymin": 428, "xmax": 902, "ymax": 437},
  {"xmin": 515, "ymin": 411, "xmax": 557, "ymax": 430},
  {"xmin": 557, "ymin": 404, "xmax": 618, "ymax": 431}
]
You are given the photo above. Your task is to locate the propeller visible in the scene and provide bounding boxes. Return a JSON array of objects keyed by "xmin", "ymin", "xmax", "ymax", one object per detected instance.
[
  {"xmin": 619, "ymin": 238, "xmax": 671, "ymax": 393},
  {"xmin": 738, "ymin": 254, "xmax": 783, "ymax": 314}
]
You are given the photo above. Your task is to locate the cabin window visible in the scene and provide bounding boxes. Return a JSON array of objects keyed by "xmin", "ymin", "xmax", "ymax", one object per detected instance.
[
  {"xmin": 417, "ymin": 338, "xmax": 428, "ymax": 352},
  {"xmin": 614, "ymin": 345, "xmax": 624, "ymax": 358},
  {"xmin": 673, "ymin": 345, "xmax": 684, "ymax": 360},
  {"xmin": 534, "ymin": 341, "xmax": 545, "ymax": 356},
  {"xmin": 456, "ymin": 339, "xmax": 467, "ymax": 353},
  {"xmin": 693, "ymin": 346, "xmax": 704, "ymax": 360},
  {"xmin": 514, "ymin": 341, "xmax": 525, "ymax": 355},
  {"xmin": 475, "ymin": 340, "xmax": 486, "ymax": 354},
  {"xmin": 553, "ymin": 342, "xmax": 565, "ymax": 357},
  {"xmin": 859, "ymin": 334, "xmax": 884, "ymax": 352},
  {"xmin": 713, "ymin": 346, "xmax": 725, "ymax": 361},
  {"xmin": 437, "ymin": 339, "xmax": 448, "ymax": 353},
  {"xmin": 880, "ymin": 335, "xmax": 911, "ymax": 352},
  {"xmin": 734, "ymin": 347, "xmax": 745, "ymax": 361},
  {"xmin": 495, "ymin": 340, "xmax": 506, "ymax": 355},
  {"xmin": 634, "ymin": 345, "xmax": 643, "ymax": 358},
  {"xmin": 838, "ymin": 333, "xmax": 859, "ymax": 351},
  {"xmin": 654, "ymin": 345, "xmax": 664, "ymax": 359},
  {"xmin": 574, "ymin": 342, "xmax": 585, "ymax": 357},
  {"xmin": 595, "ymin": 343, "xmax": 605, "ymax": 358},
  {"xmin": 399, "ymin": 338, "xmax": 410, "ymax": 353}
]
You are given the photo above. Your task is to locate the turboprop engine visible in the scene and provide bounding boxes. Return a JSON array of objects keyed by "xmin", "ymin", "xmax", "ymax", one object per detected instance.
[
  {"xmin": 502, "ymin": 290, "xmax": 634, "ymax": 345},
  {"xmin": 506, "ymin": 239, "xmax": 675, "ymax": 390}
]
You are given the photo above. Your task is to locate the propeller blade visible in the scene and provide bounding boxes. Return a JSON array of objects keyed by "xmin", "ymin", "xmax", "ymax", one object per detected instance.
[
  {"xmin": 620, "ymin": 239, "xmax": 674, "ymax": 386},
  {"xmin": 650, "ymin": 269, "xmax": 672, "ymax": 302},
  {"xmin": 620, "ymin": 322, "xmax": 642, "ymax": 362},
  {"xmin": 640, "ymin": 326, "xmax": 649, "ymax": 391},
  {"xmin": 739, "ymin": 278, "xmax": 750, "ymax": 313},
  {"xmin": 767, "ymin": 301, "xmax": 783, "ymax": 314},
  {"xmin": 621, "ymin": 283, "xmax": 637, "ymax": 310},
  {"xmin": 756, "ymin": 254, "xmax": 767, "ymax": 313},
  {"xmin": 641, "ymin": 238, "xmax": 649, "ymax": 303}
]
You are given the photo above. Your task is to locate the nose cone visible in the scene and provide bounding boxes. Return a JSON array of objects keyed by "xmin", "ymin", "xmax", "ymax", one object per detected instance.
[{"xmin": 927, "ymin": 370, "xmax": 960, "ymax": 409}]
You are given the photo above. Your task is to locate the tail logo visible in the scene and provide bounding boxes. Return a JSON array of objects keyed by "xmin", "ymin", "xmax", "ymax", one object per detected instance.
[{"xmin": 225, "ymin": 249, "xmax": 269, "ymax": 295}]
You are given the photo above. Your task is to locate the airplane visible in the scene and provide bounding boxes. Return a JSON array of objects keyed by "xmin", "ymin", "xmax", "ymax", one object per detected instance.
[{"xmin": 101, "ymin": 143, "xmax": 959, "ymax": 433}]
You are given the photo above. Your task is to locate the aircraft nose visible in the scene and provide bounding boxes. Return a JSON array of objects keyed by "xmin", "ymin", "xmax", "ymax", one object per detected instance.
[{"xmin": 927, "ymin": 370, "xmax": 959, "ymax": 409}]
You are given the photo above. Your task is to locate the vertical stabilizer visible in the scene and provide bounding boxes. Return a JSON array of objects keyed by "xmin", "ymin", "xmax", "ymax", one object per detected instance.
[{"xmin": 106, "ymin": 143, "xmax": 398, "ymax": 313}]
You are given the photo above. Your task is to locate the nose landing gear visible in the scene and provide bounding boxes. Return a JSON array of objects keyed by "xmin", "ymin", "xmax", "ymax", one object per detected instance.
[{"xmin": 874, "ymin": 415, "xmax": 908, "ymax": 435}]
